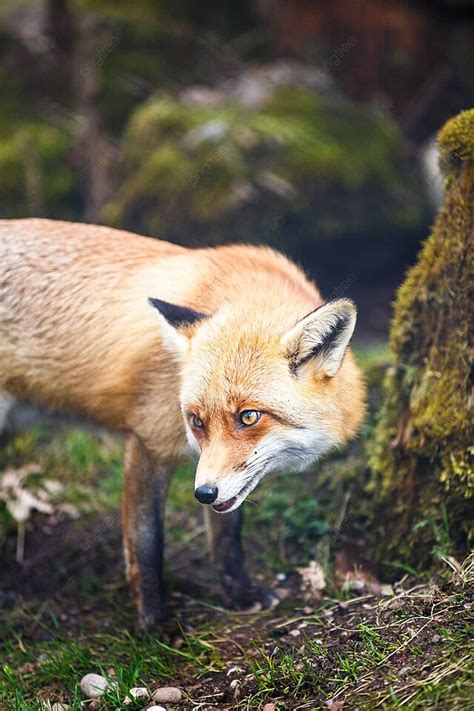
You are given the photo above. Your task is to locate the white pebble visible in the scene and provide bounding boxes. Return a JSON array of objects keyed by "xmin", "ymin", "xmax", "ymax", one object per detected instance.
[
  {"xmin": 79, "ymin": 673, "xmax": 109, "ymax": 698},
  {"xmin": 124, "ymin": 687, "xmax": 149, "ymax": 705},
  {"xmin": 152, "ymin": 686, "xmax": 183, "ymax": 703},
  {"xmin": 147, "ymin": 707, "xmax": 166, "ymax": 711}
]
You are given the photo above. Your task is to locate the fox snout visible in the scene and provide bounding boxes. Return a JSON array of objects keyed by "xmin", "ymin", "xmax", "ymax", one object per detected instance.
[
  {"xmin": 194, "ymin": 481, "xmax": 239, "ymax": 513},
  {"xmin": 194, "ymin": 484, "xmax": 218, "ymax": 504}
]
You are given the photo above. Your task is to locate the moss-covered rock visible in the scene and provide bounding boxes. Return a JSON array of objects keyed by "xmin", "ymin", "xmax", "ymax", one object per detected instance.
[
  {"xmin": 368, "ymin": 109, "xmax": 474, "ymax": 569},
  {"xmin": 103, "ymin": 83, "xmax": 427, "ymax": 247}
]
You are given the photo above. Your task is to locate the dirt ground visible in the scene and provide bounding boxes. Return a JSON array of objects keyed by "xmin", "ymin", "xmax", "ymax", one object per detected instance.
[{"xmin": 1, "ymin": 487, "xmax": 473, "ymax": 710}]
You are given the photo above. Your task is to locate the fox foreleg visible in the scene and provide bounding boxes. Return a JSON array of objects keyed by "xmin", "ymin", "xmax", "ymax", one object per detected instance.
[
  {"xmin": 205, "ymin": 507, "xmax": 274, "ymax": 609},
  {"xmin": 122, "ymin": 433, "xmax": 172, "ymax": 630}
]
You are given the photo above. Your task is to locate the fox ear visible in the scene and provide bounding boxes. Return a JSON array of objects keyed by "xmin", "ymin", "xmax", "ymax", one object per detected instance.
[
  {"xmin": 281, "ymin": 299, "xmax": 356, "ymax": 377},
  {"xmin": 148, "ymin": 298, "xmax": 208, "ymax": 356},
  {"xmin": 148, "ymin": 298, "xmax": 207, "ymax": 328}
]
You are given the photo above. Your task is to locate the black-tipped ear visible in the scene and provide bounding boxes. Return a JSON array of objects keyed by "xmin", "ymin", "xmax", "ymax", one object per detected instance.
[
  {"xmin": 148, "ymin": 298, "xmax": 208, "ymax": 328},
  {"xmin": 281, "ymin": 299, "xmax": 357, "ymax": 377}
]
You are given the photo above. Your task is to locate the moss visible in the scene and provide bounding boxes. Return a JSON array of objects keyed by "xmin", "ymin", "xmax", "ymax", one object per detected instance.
[
  {"xmin": 368, "ymin": 110, "xmax": 474, "ymax": 569},
  {"xmin": 438, "ymin": 108, "xmax": 474, "ymax": 170},
  {"xmin": 103, "ymin": 86, "xmax": 428, "ymax": 246}
]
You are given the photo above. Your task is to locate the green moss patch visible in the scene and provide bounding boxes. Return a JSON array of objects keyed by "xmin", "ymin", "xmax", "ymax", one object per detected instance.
[{"xmin": 368, "ymin": 110, "xmax": 474, "ymax": 569}]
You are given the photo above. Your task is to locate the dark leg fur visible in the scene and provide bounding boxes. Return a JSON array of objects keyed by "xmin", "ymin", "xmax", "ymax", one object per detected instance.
[
  {"xmin": 205, "ymin": 507, "xmax": 274, "ymax": 609},
  {"xmin": 122, "ymin": 433, "xmax": 172, "ymax": 630}
]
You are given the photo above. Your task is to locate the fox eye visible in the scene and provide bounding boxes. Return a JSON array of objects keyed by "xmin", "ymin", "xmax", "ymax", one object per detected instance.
[
  {"xmin": 239, "ymin": 410, "xmax": 261, "ymax": 427},
  {"xmin": 190, "ymin": 414, "xmax": 204, "ymax": 430}
]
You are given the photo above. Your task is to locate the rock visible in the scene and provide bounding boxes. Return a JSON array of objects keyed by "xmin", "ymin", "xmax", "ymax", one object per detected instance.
[
  {"xmin": 147, "ymin": 707, "xmax": 166, "ymax": 711},
  {"xmin": 263, "ymin": 704, "xmax": 276, "ymax": 711},
  {"xmin": 124, "ymin": 687, "xmax": 148, "ymax": 705},
  {"xmin": 152, "ymin": 686, "xmax": 183, "ymax": 703},
  {"xmin": 80, "ymin": 673, "xmax": 109, "ymax": 699},
  {"xmin": 185, "ymin": 119, "xmax": 229, "ymax": 146}
]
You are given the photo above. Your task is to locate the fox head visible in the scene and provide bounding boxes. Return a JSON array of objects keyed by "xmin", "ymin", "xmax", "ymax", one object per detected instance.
[{"xmin": 149, "ymin": 297, "xmax": 365, "ymax": 513}]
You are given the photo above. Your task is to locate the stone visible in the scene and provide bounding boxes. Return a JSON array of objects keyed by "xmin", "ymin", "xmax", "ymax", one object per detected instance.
[
  {"xmin": 124, "ymin": 687, "xmax": 148, "ymax": 704},
  {"xmin": 152, "ymin": 686, "xmax": 183, "ymax": 703},
  {"xmin": 79, "ymin": 673, "xmax": 109, "ymax": 699}
]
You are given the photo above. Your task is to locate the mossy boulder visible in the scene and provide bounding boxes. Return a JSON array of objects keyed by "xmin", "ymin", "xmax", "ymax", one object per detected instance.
[
  {"xmin": 103, "ymin": 83, "xmax": 427, "ymax": 247},
  {"xmin": 368, "ymin": 109, "xmax": 474, "ymax": 569}
]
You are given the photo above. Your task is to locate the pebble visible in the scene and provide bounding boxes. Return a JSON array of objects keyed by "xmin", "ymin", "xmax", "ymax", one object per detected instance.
[
  {"xmin": 79, "ymin": 673, "xmax": 110, "ymax": 698},
  {"xmin": 124, "ymin": 687, "xmax": 148, "ymax": 704},
  {"xmin": 152, "ymin": 686, "xmax": 183, "ymax": 703},
  {"xmin": 263, "ymin": 704, "xmax": 276, "ymax": 711},
  {"xmin": 147, "ymin": 707, "xmax": 166, "ymax": 711}
]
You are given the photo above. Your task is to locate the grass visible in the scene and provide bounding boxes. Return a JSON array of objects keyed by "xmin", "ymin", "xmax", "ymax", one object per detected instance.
[
  {"xmin": 2, "ymin": 609, "xmax": 232, "ymax": 709},
  {"xmin": 244, "ymin": 570, "xmax": 473, "ymax": 709},
  {"xmin": 1, "ymin": 347, "xmax": 473, "ymax": 709}
]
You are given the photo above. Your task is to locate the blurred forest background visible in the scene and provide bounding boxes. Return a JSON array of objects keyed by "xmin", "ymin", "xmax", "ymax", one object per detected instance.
[{"xmin": 1, "ymin": 0, "xmax": 473, "ymax": 341}]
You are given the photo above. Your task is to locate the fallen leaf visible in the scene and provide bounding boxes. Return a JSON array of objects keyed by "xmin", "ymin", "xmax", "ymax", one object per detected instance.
[
  {"xmin": 297, "ymin": 560, "xmax": 326, "ymax": 597},
  {"xmin": 326, "ymin": 701, "xmax": 344, "ymax": 710}
]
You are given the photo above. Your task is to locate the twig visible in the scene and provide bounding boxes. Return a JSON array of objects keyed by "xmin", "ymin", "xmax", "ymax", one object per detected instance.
[{"xmin": 16, "ymin": 521, "xmax": 26, "ymax": 565}]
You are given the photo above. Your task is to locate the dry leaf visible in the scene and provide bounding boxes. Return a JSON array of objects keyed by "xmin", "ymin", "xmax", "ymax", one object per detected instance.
[
  {"xmin": 297, "ymin": 560, "xmax": 326, "ymax": 597},
  {"xmin": 0, "ymin": 465, "xmax": 63, "ymax": 523},
  {"xmin": 0, "ymin": 465, "xmax": 65, "ymax": 563}
]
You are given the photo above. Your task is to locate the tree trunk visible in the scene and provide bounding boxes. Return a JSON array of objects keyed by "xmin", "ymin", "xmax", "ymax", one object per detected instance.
[{"xmin": 368, "ymin": 109, "xmax": 474, "ymax": 569}]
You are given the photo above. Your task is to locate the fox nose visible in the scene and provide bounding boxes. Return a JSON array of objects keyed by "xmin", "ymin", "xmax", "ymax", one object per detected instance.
[{"xmin": 194, "ymin": 485, "xmax": 218, "ymax": 504}]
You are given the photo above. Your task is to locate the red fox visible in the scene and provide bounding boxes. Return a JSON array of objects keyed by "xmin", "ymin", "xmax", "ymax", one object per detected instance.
[{"xmin": 0, "ymin": 219, "xmax": 365, "ymax": 628}]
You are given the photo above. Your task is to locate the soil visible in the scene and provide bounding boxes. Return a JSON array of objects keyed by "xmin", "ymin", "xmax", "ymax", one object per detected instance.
[{"xmin": 1, "ymin": 509, "xmax": 472, "ymax": 710}]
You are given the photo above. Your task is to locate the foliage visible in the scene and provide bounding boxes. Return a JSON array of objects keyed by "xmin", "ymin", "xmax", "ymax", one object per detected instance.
[{"xmin": 0, "ymin": 123, "xmax": 79, "ymax": 220}]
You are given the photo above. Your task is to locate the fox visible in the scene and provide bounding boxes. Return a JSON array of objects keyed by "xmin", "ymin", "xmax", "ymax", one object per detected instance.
[{"xmin": 0, "ymin": 218, "xmax": 365, "ymax": 628}]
